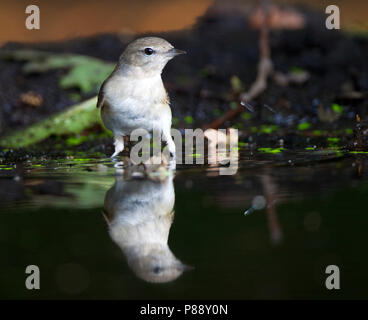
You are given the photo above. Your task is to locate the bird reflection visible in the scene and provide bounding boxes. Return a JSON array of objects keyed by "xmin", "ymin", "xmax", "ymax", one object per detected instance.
[{"xmin": 103, "ymin": 173, "xmax": 191, "ymax": 283}]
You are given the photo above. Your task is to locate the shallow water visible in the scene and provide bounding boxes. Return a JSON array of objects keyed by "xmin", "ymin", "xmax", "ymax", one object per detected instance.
[{"xmin": 0, "ymin": 149, "xmax": 368, "ymax": 299}]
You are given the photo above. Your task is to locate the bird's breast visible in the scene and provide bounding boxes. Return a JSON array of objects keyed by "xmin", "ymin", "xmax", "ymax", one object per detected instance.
[
  {"xmin": 106, "ymin": 75, "xmax": 168, "ymax": 108},
  {"xmin": 101, "ymin": 75, "xmax": 171, "ymax": 134}
]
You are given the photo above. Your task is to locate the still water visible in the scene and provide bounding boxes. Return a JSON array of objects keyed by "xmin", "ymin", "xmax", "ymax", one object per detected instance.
[{"xmin": 0, "ymin": 149, "xmax": 368, "ymax": 299}]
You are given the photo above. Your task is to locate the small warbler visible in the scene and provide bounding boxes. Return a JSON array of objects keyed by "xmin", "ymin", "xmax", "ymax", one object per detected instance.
[{"xmin": 97, "ymin": 37, "xmax": 186, "ymax": 158}]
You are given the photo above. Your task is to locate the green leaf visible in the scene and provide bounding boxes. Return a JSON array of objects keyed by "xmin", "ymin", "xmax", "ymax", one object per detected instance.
[
  {"xmin": 298, "ymin": 122, "xmax": 311, "ymax": 131},
  {"xmin": 1, "ymin": 49, "xmax": 114, "ymax": 94},
  {"xmin": 230, "ymin": 75, "xmax": 244, "ymax": 92},
  {"xmin": 232, "ymin": 123, "xmax": 243, "ymax": 129},
  {"xmin": 260, "ymin": 124, "xmax": 278, "ymax": 134},
  {"xmin": 258, "ymin": 147, "xmax": 285, "ymax": 154},
  {"xmin": 184, "ymin": 116, "xmax": 194, "ymax": 124},
  {"xmin": 331, "ymin": 103, "xmax": 344, "ymax": 115},
  {"xmin": 290, "ymin": 66, "xmax": 305, "ymax": 74},
  {"xmin": 66, "ymin": 135, "xmax": 88, "ymax": 146},
  {"xmin": 1, "ymin": 97, "xmax": 100, "ymax": 148},
  {"xmin": 327, "ymin": 137, "xmax": 340, "ymax": 143},
  {"xmin": 313, "ymin": 130, "xmax": 325, "ymax": 136},
  {"xmin": 241, "ymin": 112, "xmax": 252, "ymax": 120},
  {"xmin": 345, "ymin": 128, "xmax": 353, "ymax": 135}
]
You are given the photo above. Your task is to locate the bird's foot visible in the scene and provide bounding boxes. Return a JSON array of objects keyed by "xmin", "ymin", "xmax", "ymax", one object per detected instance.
[
  {"xmin": 111, "ymin": 136, "xmax": 125, "ymax": 159},
  {"xmin": 111, "ymin": 151, "xmax": 121, "ymax": 159}
]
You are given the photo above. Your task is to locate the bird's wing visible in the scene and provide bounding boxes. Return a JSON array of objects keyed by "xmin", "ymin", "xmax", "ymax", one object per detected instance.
[{"xmin": 96, "ymin": 79, "xmax": 107, "ymax": 108}]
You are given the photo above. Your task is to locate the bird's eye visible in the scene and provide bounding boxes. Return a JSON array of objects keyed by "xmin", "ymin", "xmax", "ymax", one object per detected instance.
[
  {"xmin": 153, "ymin": 266, "xmax": 163, "ymax": 274},
  {"xmin": 144, "ymin": 48, "xmax": 154, "ymax": 55}
]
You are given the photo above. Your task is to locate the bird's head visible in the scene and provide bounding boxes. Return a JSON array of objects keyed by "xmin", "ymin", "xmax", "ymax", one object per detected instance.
[
  {"xmin": 128, "ymin": 245, "xmax": 193, "ymax": 283},
  {"xmin": 118, "ymin": 37, "xmax": 186, "ymax": 76}
]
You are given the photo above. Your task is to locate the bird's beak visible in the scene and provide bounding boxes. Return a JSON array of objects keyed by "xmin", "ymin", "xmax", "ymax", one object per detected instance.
[
  {"xmin": 168, "ymin": 48, "xmax": 187, "ymax": 57},
  {"xmin": 177, "ymin": 263, "xmax": 194, "ymax": 272}
]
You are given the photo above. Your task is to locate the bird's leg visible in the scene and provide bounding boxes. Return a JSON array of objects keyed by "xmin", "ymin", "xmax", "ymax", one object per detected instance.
[
  {"xmin": 162, "ymin": 129, "xmax": 176, "ymax": 158},
  {"xmin": 111, "ymin": 135, "xmax": 125, "ymax": 158}
]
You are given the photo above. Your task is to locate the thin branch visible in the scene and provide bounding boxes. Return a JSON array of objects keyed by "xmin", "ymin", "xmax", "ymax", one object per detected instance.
[
  {"xmin": 203, "ymin": 1, "xmax": 273, "ymax": 130},
  {"xmin": 261, "ymin": 173, "xmax": 282, "ymax": 245}
]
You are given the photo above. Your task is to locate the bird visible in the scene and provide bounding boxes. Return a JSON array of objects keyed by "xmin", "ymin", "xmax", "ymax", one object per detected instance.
[
  {"xmin": 102, "ymin": 175, "xmax": 192, "ymax": 283},
  {"xmin": 97, "ymin": 37, "xmax": 186, "ymax": 158}
]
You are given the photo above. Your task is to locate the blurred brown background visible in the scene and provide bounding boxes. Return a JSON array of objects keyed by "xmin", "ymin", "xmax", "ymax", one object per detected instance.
[{"xmin": 1, "ymin": 0, "xmax": 367, "ymax": 45}]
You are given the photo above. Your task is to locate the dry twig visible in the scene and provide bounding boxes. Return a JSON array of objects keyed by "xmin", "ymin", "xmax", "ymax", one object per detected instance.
[{"xmin": 203, "ymin": 1, "xmax": 274, "ymax": 130}]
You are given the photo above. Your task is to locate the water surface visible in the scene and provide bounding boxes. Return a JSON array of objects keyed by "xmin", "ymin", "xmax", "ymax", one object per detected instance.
[{"xmin": 0, "ymin": 149, "xmax": 368, "ymax": 299}]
